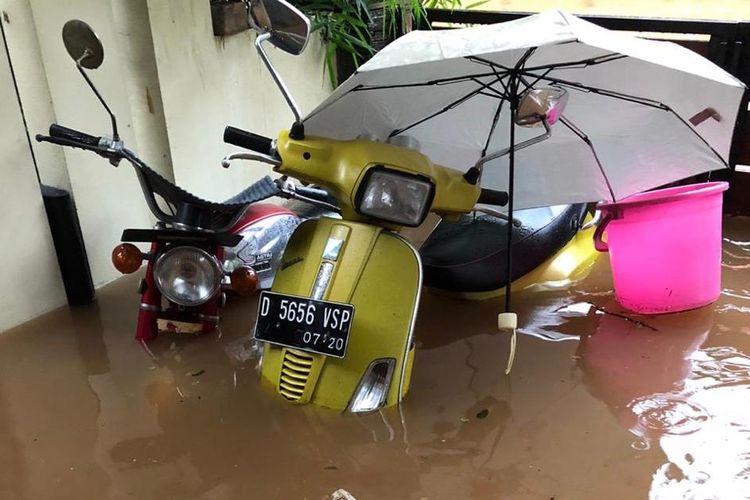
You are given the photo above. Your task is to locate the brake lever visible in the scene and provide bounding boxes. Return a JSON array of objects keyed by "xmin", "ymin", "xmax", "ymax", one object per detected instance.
[
  {"xmin": 221, "ymin": 151, "xmax": 281, "ymax": 168},
  {"xmin": 275, "ymin": 177, "xmax": 340, "ymax": 213}
]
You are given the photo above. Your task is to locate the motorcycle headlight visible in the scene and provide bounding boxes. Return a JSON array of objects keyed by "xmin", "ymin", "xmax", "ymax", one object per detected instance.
[
  {"xmin": 355, "ymin": 167, "xmax": 434, "ymax": 227},
  {"xmin": 153, "ymin": 247, "xmax": 223, "ymax": 307}
]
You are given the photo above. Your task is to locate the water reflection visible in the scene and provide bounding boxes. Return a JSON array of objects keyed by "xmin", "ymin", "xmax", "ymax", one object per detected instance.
[
  {"xmin": 578, "ymin": 303, "xmax": 750, "ymax": 499},
  {"xmin": 1, "ymin": 219, "xmax": 749, "ymax": 499}
]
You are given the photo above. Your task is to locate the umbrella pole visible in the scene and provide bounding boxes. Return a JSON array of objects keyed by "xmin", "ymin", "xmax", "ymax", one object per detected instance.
[
  {"xmin": 505, "ymin": 79, "xmax": 518, "ymax": 313},
  {"xmin": 499, "ymin": 76, "xmax": 519, "ymax": 375}
]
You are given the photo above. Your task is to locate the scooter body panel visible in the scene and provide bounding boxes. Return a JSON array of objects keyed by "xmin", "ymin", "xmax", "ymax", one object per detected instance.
[
  {"xmin": 435, "ymin": 218, "xmax": 599, "ymax": 301},
  {"xmin": 259, "ymin": 216, "xmax": 421, "ymax": 411}
]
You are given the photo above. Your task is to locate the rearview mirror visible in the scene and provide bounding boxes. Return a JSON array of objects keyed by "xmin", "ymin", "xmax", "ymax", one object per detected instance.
[
  {"xmin": 249, "ymin": 0, "xmax": 310, "ymax": 55},
  {"xmin": 516, "ymin": 87, "xmax": 569, "ymax": 127},
  {"xmin": 62, "ymin": 19, "xmax": 104, "ymax": 69},
  {"xmin": 61, "ymin": 19, "xmax": 119, "ymax": 141}
]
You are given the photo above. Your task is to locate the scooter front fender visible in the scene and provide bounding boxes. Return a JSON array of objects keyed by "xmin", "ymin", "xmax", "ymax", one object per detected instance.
[{"xmin": 259, "ymin": 217, "xmax": 421, "ymax": 411}]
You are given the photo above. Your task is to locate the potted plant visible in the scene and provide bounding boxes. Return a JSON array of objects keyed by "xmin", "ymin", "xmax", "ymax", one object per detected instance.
[{"xmin": 294, "ymin": 0, "xmax": 482, "ymax": 87}]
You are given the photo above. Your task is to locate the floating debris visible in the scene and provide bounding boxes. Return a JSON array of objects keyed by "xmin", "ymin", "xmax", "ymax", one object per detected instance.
[
  {"xmin": 190, "ymin": 369, "xmax": 205, "ymax": 377},
  {"xmin": 586, "ymin": 302, "xmax": 658, "ymax": 331},
  {"xmin": 476, "ymin": 409, "xmax": 489, "ymax": 419},
  {"xmin": 331, "ymin": 488, "xmax": 357, "ymax": 500}
]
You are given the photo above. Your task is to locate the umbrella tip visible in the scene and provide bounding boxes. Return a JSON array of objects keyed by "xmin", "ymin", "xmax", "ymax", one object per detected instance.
[{"xmin": 498, "ymin": 312, "xmax": 517, "ymax": 332}]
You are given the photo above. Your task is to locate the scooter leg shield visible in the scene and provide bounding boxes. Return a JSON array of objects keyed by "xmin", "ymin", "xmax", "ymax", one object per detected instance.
[{"xmin": 259, "ymin": 217, "xmax": 422, "ymax": 411}]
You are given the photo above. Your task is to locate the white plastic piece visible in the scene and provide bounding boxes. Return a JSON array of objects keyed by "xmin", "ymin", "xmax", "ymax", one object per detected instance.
[
  {"xmin": 498, "ymin": 312, "xmax": 518, "ymax": 375},
  {"xmin": 498, "ymin": 312, "xmax": 518, "ymax": 331}
]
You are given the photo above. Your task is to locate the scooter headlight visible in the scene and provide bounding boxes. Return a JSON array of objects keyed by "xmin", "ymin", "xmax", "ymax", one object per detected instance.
[
  {"xmin": 356, "ymin": 167, "xmax": 434, "ymax": 227},
  {"xmin": 153, "ymin": 247, "xmax": 223, "ymax": 307},
  {"xmin": 348, "ymin": 358, "xmax": 396, "ymax": 413}
]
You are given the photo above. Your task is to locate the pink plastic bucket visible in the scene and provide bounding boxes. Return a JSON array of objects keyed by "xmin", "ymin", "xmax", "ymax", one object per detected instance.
[{"xmin": 595, "ymin": 182, "xmax": 728, "ymax": 315}]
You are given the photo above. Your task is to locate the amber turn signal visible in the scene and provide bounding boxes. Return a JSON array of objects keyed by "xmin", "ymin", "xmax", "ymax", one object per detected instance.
[
  {"xmin": 112, "ymin": 243, "xmax": 143, "ymax": 274},
  {"xmin": 230, "ymin": 266, "xmax": 259, "ymax": 296}
]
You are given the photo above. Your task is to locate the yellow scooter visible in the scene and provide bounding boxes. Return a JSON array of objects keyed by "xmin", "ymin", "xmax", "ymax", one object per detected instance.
[{"xmin": 222, "ymin": 0, "xmax": 594, "ymax": 412}]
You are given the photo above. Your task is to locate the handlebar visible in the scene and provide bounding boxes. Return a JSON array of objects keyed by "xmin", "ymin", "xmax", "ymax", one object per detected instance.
[
  {"xmin": 224, "ymin": 126, "xmax": 274, "ymax": 156},
  {"xmin": 477, "ymin": 188, "xmax": 509, "ymax": 207},
  {"xmin": 36, "ymin": 123, "xmax": 143, "ymax": 171}
]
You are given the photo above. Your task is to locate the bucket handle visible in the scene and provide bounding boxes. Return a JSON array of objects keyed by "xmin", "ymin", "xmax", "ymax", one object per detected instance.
[{"xmin": 593, "ymin": 211, "xmax": 614, "ymax": 252}]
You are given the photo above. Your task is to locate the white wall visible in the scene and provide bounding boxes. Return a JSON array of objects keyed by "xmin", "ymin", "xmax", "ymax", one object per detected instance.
[
  {"xmin": 109, "ymin": 0, "xmax": 173, "ymax": 181},
  {"xmin": 147, "ymin": 0, "xmax": 331, "ymax": 202},
  {"xmin": 1, "ymin": 0, "xmax": 70, "ymax": 190},
  {"xmin": 0, "ymin": 34, "xmax": 66, "ymax": 332},
  {"xmin": 28, "ymin": 0, "xmax": 160, "ymax": 286}
]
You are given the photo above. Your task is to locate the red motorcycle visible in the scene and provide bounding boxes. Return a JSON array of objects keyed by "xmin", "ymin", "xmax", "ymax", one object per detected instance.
[{"xmin": 37, "ymin": 19, "xmax": 333, "ymax": 342}]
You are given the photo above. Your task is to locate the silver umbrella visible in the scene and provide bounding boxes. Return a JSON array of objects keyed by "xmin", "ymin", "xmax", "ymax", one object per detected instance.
[{"xmin": 303, "ymin": 9, "xmax": 746, "ymax": 321}]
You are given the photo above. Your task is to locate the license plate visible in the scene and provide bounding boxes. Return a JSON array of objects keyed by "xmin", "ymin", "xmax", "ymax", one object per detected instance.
[{"xmin": 254, "ymin": 291, "xmax": 354, "ymax": 358}]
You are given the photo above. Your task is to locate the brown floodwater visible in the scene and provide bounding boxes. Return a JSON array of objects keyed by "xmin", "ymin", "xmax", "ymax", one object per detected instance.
[{"xmin": 1, "ymin": 217, "xmax": 749, "ymax": 500}]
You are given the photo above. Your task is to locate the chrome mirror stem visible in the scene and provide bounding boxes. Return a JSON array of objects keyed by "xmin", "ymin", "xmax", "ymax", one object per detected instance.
[
  {"xmin": 75, "ymin": 57, "xmax": 119, "ymax": 141},
  {"xmin": 474, "ymin": 119, "xmax": 551, "ymax": 174},
  {"xmin": 255, "ymin": 33, "xmax": 302, "ymax": 126}
]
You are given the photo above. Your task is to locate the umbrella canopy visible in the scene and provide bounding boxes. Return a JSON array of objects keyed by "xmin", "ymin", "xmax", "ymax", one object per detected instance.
[{"xmin": 303, "ymin": 10, "xmax": 746, "ymax": 210}]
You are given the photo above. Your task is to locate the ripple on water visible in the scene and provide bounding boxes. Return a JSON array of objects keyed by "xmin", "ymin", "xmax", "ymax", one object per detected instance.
[
  {"xmin": 628, "ymin": 394, "xmax": 710, "ymax": 437},
  {"xmin": 691, "ymin": 346, "xmax": 750, "ymax": 384}
]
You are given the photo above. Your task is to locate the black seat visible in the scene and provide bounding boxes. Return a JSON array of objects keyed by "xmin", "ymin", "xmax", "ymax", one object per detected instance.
[
  {"xmin": 420, "ymin": 204, "xmax": 588, "ymax": 293},
  {"xmin": 133, "ymin": 163, "xmax": 280, "ymax": 232}
]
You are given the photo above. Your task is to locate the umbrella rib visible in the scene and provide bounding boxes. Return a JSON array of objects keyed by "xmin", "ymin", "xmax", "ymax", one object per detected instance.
[
  {"xmin": 304, "ymin": 74, "xmax": 506, "ymax": 124},
  {"xmin": 522, "ymin": 70, "xmax": 730, "ymax": 168},
  {"xmin": 558, "ymin": 116, "xmax": 618, "ymax": 202},
  {"xmin": 482, "ymin": 98, "xmax": 506, "ymax": 157},
  {"xmin": 523, "ymin": 68, "xmax": 555, "ymax": 92},
  {"xmin": 389, "ymin": 73, "xmax": 509, "ymax": 138},
  {"xmin": 523, "ymin": 53, "xmax": 627, "ymax": 73},
  {"xmin": 389, "ymin": 86, "xmax": 487, "ymax": 137},
  {"xmin": 467, "ymin": 56, "xmax": 512, "ymax": 72},
  {"xmin": 520, "ymin": 71, "xmax": 667, "ymax": 109},
  {"xmin": 351, "ymin": 71, "xmax": 509, "ymax": 92},
  {"xmin": 472, "ymin": 77, "xmax": 506, "ymax": 99}
]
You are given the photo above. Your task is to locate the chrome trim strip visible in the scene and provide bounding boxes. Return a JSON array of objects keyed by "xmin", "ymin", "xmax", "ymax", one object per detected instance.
[
  {"xmin": 139, "ymin": 303, "xmax": 160, "ymax": 312},
  {"xmin": 310, "ymin": 262, "xmax": 334, "ymax": 300},
  {"xmin": 388, "ymin": 232, "xmax": 423, "ymax": 402},
  {"xmin": 322, "ymin": 237, "xmax": 344, "ymax": 261},
  {"xmin": 197, "ymin": 313, "xmax": 220, "ymax": 323}
]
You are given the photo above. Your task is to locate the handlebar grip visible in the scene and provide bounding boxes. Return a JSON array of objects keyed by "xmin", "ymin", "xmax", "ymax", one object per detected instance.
[
  {"xmin": 49, "ymin": 124, "xmax": 101, "ymax": 148},
  {"xmin": 36, "ymin": 134, "xmax": 101, "ymax": 152},
  {"xmin": 224, "ymin": 126, "xmax": 273, "ymax": 155},
  {"xmin": 477, "ymin": 188, "xmax": 509, "ymax": 207}
]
